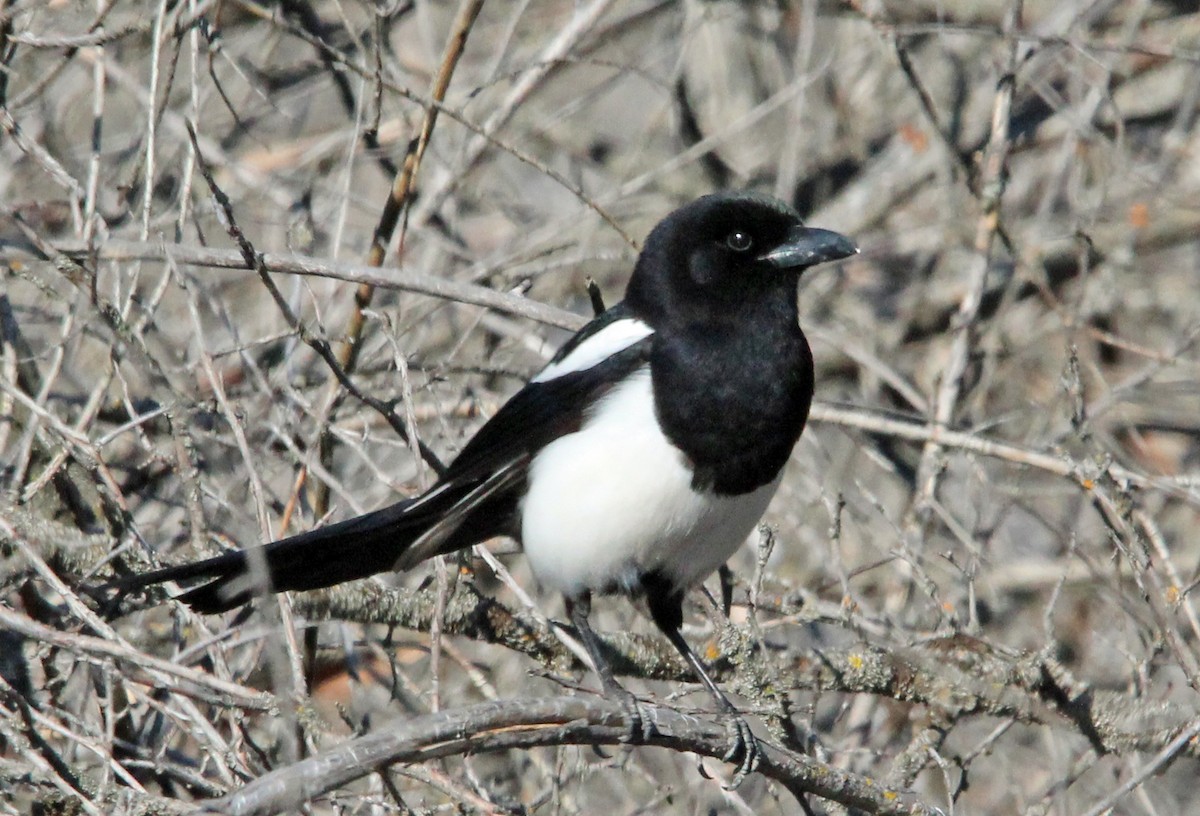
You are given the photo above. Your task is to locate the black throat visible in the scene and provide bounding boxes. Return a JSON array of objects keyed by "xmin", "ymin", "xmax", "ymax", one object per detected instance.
[{"xmin": 644, "ymin": 283, "xmax": 814, "ymax": 496}]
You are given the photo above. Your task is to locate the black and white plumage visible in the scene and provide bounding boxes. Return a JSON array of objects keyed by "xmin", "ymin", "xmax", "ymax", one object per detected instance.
[{"xmin": 110, "ymin": 191, "xmax": 856, "ymax": 778}]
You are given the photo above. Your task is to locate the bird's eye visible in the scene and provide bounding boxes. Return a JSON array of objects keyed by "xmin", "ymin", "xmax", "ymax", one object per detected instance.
[{"xmin": 726, "ymin": 231, "xmax": 753, "ymax": 252}]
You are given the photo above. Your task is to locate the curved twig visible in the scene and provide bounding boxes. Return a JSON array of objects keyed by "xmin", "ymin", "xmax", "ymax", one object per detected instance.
[{"xmin": 204, "ymin": 696, "xmax": 934, "ymax": 816}]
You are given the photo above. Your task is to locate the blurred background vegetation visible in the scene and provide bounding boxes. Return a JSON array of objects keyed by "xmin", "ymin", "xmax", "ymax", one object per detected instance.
[{"xmin": 2, "ymin": 1, "xmax": 1200, "ymax": 813}]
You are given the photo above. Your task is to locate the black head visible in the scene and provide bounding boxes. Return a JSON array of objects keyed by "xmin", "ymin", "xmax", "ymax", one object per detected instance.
[{"xmin": 625, "ymin": 191, "xmax": 856, "ymax": 326}]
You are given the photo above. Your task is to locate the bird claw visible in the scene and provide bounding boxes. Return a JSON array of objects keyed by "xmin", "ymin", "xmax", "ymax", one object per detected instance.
[
  {"xmin": 720, "ymin": 713, "xmax": 760, "ymax": 789},
  {"xmin": 614, "ymin": 689, "xmax": 654, "ymax": 744}
]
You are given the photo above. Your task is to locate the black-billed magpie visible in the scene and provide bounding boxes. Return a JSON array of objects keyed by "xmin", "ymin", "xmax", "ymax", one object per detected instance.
[{"xmin": 111, "ymin": 191, "xmax": 856, "ymax": 779}]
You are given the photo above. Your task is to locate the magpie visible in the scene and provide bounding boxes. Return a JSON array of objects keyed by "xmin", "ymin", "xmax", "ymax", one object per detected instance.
[{"xmin": 110, "ymin": 191, "xmax": 856, "ymax": 779}]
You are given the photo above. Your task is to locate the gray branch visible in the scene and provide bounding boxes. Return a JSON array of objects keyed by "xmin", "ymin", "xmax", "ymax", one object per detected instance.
[{"xmin": 204, "ymin": 696, "xmax": 936, "ymax": 816}]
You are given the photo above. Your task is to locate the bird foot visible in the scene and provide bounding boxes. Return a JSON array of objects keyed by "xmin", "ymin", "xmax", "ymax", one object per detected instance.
[
  {"xmin": 611, "ymin": 687, "xmax": 654, "ymax": 744},
  {"xmin": 720, "ymin": 712, "xmax": 760, "ymax": 789}
]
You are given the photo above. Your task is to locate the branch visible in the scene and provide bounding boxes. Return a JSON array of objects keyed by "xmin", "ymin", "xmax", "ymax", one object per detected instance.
[
  {"xmin": 784, "ymin": 638, "xmax": 1196, "ymax": 758},
  {"xmin": 17, "ymin": 238, "xmax": 583, "ymax": 330},
  {"xmin": 28, "ymin": 516, "xmax": 1191, "ymax": 764},
  {"xmin": 202, "ymin": 696, "xmax": 934, "ymax": 816},
  {"xmin": 268, "ymin": 580, "xmax": 1200, "ymax": 759},
  {"xmin": 0, "ymin": 601, "xmax": 270, "ymax": 713}
]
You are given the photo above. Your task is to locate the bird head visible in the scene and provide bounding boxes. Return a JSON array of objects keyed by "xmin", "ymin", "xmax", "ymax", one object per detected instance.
[{"xmin": 625, "ymin": 191, "xmax": 857, "ymax": 325}]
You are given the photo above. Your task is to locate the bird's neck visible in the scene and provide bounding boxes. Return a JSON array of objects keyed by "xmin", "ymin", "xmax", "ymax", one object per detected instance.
[{"xmin": 648, "ymin": 286, "xmax": 813, "ymax": 496}]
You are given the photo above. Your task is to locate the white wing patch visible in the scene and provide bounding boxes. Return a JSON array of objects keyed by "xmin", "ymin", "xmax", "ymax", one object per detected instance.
[{"xmin": 532, "ymin": 318, "xmax": 654, "ymax": 384}]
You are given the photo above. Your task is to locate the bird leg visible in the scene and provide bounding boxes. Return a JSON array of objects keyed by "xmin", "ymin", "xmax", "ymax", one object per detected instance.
[
  {"xmin": 644, "ymin": 581, "xmax": 760, "ymax": 788},
  {"xmin": 565, "ymin": 593, "xmax": 652, "ymax": 744},
  {"xmin": 717, "ymin": 563, "xmax": 735, "ymax": 618}
]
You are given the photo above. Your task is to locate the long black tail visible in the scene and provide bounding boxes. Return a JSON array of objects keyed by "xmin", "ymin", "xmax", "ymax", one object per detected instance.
[
  {"xmin": 109, "ymin": 456, "xmax": 527, "ymax": 614},
  {"xmin": 109, "ymin": 497, "xmax": 437, "ymax": 613}
]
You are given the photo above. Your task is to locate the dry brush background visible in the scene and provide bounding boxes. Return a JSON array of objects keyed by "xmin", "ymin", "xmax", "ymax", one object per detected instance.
[{"xmin": 2, "ymin": 0, "xmax": 1200, "ymax": 814}]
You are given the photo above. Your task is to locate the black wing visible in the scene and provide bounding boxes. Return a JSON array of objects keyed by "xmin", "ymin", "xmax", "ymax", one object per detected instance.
[
  {"xmin": 445, "ymin": 302, "xmax": 649, "ymax": 483},
  {"xmin": 112, "ymin": 304, "xmax": 653, "ymax": 612}
]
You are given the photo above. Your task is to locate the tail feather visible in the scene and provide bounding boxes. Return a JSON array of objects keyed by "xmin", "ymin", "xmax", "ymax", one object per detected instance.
[
  {"xmin": 115, "ymin": 491, "xmax": 455, "ymax": 614},
  {"xmin": 109, "ymin": 456, "xmax": 529, "ymax": 614},
  {"xmin": 177, "ymin": 502, "xmax": 428, "ymax": 612}
]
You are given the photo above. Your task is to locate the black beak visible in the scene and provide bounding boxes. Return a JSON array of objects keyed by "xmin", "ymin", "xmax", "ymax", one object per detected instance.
[{"xmin": 759, "ymin": 225, "xmax": 857, "ymax": 270}]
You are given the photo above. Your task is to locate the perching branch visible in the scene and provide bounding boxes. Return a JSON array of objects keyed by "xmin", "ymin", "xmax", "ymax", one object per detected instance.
[{"xmin": 202, "ymin": 697, "xmax": 935, "ymax": 816}]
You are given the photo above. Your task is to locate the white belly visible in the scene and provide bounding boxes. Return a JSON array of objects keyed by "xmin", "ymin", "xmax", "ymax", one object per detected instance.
[{"xmin": 520, "ymin": 368, "xmax": 781, "ymax": 598}]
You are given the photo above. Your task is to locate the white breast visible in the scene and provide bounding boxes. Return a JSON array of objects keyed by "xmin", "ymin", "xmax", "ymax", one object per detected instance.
[{"xmin": 520, "ymin": 368, "xmax": 780, "ymax": 599}]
